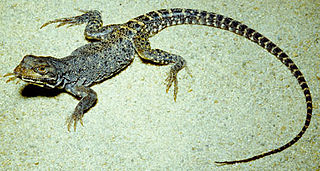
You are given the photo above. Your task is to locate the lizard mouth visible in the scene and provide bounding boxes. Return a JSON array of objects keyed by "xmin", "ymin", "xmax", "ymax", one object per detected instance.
[
  {"xmin": 13, "ymin": 64, "xmax": 56, "ymax": 88},
  {"xmin": 13, "ymin": 64, "xmax": 41, "ymax": 81},
  {"xmin": 3, "ymin": 71, "xmax": 46, "ymax": 86}
]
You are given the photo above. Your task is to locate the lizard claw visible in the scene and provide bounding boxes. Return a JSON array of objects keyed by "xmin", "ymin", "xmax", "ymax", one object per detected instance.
[
  {"xmin": 184, "ymin": 66, "xmax": 192, "ymax": 78},
  {"xmin": 66, "ymin": 111, "xmax": 84, "ymax": 131},
  {"xmin": 74, "ymin": 8, "xmax": 90, "ymax": 13},
  {"xmin": 40, "ymin": 17, "xmax": 83, "ymax": 29}
]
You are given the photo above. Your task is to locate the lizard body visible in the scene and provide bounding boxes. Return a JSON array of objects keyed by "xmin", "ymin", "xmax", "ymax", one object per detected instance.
[{"xmin": 7, "ymin": 8, "xmax": 312, "ymax": 165}]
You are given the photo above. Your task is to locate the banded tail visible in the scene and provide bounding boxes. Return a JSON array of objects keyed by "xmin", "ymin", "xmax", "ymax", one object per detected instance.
[{"xmin": 127, "ymin": 8, "xmax": 313, "ymax": 164}]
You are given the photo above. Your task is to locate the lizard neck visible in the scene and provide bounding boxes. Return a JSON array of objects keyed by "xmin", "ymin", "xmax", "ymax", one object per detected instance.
[{"xmin": 49, "ymin": 57, "xmax": 70, "ymax": 89}]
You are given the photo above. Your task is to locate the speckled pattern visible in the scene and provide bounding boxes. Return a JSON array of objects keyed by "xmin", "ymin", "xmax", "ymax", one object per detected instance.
[
  {"xmin": 5, "ymin": 8, "xmax": 313, "ymax": 165},
  {"xmin": 0, "ymin": 0, "xmax": 319, "ymax": 170}
]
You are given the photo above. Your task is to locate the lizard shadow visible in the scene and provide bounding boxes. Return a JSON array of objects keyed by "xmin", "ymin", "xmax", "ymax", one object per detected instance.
[
  {"xmin": 20, "ymin": 84, "xmax": 97, "ymax": 114},
  {"xmin": 21, "ymin": 84, "xmax": 63, "ymax": 97}
]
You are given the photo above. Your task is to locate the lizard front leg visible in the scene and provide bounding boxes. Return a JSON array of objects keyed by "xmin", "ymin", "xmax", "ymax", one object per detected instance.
[
  {"xmin": 134, "ymin": 37, "xmax": 190, "ymax": 101},
  {"xmin": 40, "ymin": 10, "xmax": 102, "ymax": 29},
  {"xmin": 65, "ymin": 85, "xmax": 97, "ymax": 131},
  {"xmin": 40, "ymin": 10, "xmax": 120, "ymax": 41}
]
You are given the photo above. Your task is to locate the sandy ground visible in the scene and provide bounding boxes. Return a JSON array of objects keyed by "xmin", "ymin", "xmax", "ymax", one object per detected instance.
[{"xmin": 0, "ymin": 0, "xmax": 319, "ymax": 170}]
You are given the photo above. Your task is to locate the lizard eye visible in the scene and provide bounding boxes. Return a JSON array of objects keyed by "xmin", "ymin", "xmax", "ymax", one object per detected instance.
[{"xmin": 35, "ymin": 65, "xmax": 48, "ymax": 74}]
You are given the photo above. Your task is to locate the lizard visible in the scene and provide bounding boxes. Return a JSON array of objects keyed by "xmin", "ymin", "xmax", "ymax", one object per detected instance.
[{"xmin": 4, "ymin": 8, "xmax": 312, "ymax": 165}]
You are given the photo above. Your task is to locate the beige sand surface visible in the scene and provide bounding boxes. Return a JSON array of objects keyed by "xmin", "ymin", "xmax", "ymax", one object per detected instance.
[{"xmin": 0, "ymin": 0, "xmax": 319, "ymax": 170}]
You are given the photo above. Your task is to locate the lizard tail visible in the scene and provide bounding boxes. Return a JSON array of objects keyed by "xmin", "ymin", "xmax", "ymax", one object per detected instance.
[{"xmin": 132, "ymin": 8, "xmax": 313, "ymax": 164}]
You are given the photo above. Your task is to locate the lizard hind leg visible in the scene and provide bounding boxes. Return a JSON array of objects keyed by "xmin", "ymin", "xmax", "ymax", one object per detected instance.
[{"xmin": 136, "ymin": 46, "xmax": 187, "ymax": 101}]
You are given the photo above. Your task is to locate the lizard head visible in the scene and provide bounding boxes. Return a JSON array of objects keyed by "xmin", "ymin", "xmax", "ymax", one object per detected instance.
[{"xmin": 13, "ymin": 55, "xmax": 60, "ymax": 88}]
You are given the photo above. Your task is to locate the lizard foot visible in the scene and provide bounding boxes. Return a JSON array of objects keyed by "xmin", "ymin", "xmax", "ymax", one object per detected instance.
[
  {"xmin": 165, "ymin": 69, "xmax": 178, "ymax": 101},
  {"xmin": 40, "ymin": 10, "xmax": 101, "ymax": 29},
  {"xmin": 165, "ymin": 66, "xmax": 191, "ymax": 101},
  {"xmin": 66, "ymin": 110, "xmax": 84, "ymax": 132}
]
